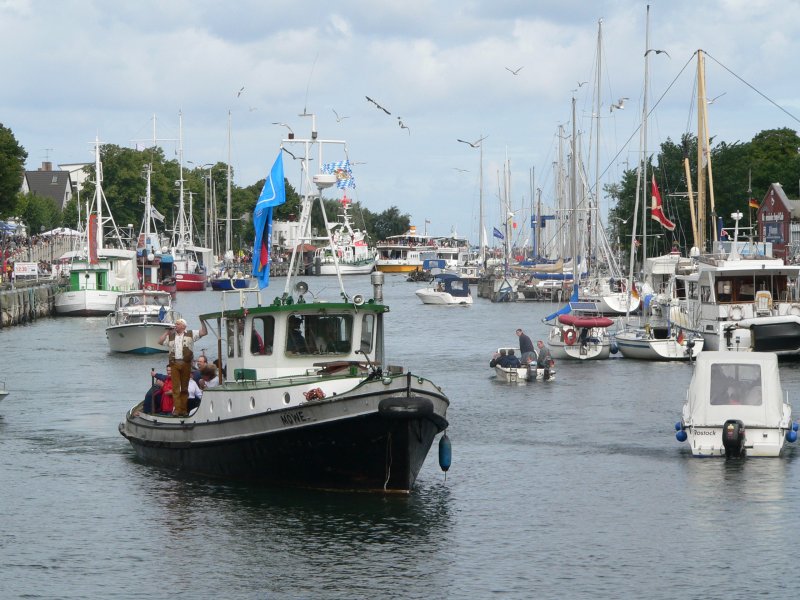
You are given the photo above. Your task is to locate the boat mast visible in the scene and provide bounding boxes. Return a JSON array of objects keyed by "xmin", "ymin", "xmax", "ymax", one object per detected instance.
[
  {"xmin": 696, "ymin": 49, "xmax": 716, "ymax": 251},
  {"xmin": 570, "ymin": 98, "xmax": 579, "ymax": 287},
  {"xmin": 176, "ymin": 111, "xmax": 188, "ymax": 250},
  {"xmin": 226, "ymin": 110, "xmax": 233, "ymax": 259},
  {"xmin": 640, "ymin": 6, "xmax": 651, "ymax": 268}
]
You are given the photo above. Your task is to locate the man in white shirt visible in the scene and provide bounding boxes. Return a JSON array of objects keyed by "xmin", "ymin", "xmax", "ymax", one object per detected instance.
[{"xmin": 159, "ymin": 318, "xmax": 207, "ymax": 417}]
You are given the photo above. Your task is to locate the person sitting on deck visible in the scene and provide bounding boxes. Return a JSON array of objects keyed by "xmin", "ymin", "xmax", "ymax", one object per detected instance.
[{"xmin": 489, "ymin": 349, "xmax": 507, "ymax": 368}]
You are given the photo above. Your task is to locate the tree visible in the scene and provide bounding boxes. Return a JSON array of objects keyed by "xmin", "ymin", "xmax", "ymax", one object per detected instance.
[
  {"xmin": 0, "ymin": 124, "xmax": 28, "ymax": 218},
  {"xmin": 15, "ymin": 192, "xmax": 61, "ymax": 233}
]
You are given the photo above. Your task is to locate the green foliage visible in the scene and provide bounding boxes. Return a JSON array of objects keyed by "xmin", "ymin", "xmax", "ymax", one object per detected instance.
[
  {"xmin": 0, "ymin": 124, "xmax": 28, "ymax": 218},
  {"xmin": 14, "ymin": 192, "xmax": 61, "ymax": 233}
]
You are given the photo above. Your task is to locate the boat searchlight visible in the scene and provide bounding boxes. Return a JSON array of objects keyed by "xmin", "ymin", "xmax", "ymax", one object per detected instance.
[{"xmin": 313, "ymin": 174, "xmax": 337, "ymax": 190}]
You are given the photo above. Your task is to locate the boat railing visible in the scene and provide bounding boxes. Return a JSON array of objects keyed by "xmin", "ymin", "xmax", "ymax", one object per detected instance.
[{"xmin": 219, "ymin": 288, "xmax": 267, "ymax": 312}]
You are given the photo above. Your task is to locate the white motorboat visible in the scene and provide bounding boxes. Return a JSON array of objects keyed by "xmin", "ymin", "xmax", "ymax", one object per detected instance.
[
  {"xmin": 415, "ymin": 273, "xmax": 473, "ymax": 305},
  {"xmin": 119, "ymin": 123, "xmax": 450, "ymax": 493},
  {"xmin": 676, "ymin": 351, "xmax": 797, "ymax": 457},
  {"xmin": 0, "ymin": 380, "xmax": 8, "ymax": 402},
  {"xmin": 105, "ymin": 290, "xmax": 180, "ymax": 354}
]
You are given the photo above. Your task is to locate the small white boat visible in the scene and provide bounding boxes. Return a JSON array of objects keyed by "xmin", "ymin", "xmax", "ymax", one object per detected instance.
[
  {"xmin": 676, "ymin": 352, "xmax": 797, "ymax": 457},
  {"xmin": 546, "ymin": 313, "xmax": 615, "ymax": 361},
  {"xmin": 415, "ymin": 274, "xmax": 473, "ymax": 305},
  {"xmin": 105, "ymin": 290, "xmax": 180, "ymax": 354},
  {"xmin": 491, "ymin": 347, "xmax": 555, "ymax": 382},
  {"xmin": 615, "ymin": 326, "xmax": 703, "ymax": 361},
  {"xmin": 0, "ymin": 380, "xmax": 8, "ymax": 402}
]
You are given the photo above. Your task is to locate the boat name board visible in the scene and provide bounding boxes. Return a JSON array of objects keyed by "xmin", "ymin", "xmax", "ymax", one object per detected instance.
[
  {"xmin": 280, "ymin": 410, "xmax": 314, "ymax": 426},
  {"xmin": 763, "ymin": 213, "xmax": 784, "ymax": 222}
]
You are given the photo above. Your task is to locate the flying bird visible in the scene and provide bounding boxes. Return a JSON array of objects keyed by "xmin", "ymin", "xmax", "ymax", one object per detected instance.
[
  {"xmin": 707, "ymin": 92, "xmax": 727, "ymax": 104},
  {"xmin": 457, "ymin": 135, "xmax": 488, "ymax": 148},
  {"xmin": 365, "ymin": 96, "xmax": 391, "ymax": 115},
  {"xmin": 281, "ymin": 147, "xmax": 300, "ymax": 160},
  {"xmin": 453, "ymin": 168, "xmax": 469, "ymax": 173},
  {"xmin": 610, "ymin": 97, "xmax": 629, "ymax": 112},
  {"xmin": 577, "ymin": 81, "xmax": 588, "ymax": 88},
  {"xmin": 644, "ymin": 48, "xmax": 670, "ymax": 58},
  {"xmin": 332, "ymin": 109, "xmax": 350, "ymax": 122},
  {"xmin": 505, "ymin": 66, "xmax": 524, "ymax": 75},
  {"xmin": 272, "ymin": 122, "xmax": 294, "ymax": 136},
  {"xmin": 397, "ymin": 117, "xmax": 410, "ymax": 135},
  {"xmin": 237, "ymin": 86, "xmax": 245, "ymax": 97}
]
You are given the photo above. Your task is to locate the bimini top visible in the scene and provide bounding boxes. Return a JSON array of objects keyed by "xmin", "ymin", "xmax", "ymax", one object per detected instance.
[{"xmin": 686, "ymin": 351, "xmax": 785, "ymax": 427}]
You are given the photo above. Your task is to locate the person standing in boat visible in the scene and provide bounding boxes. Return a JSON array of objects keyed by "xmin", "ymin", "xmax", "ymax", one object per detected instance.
[
  {"xmin": 159, "ymin": 318, "xmax": 208, "ymax": 417},
  {"xmin": 516, "ymin": 329, "xmax": 535, "ymax": 363}
]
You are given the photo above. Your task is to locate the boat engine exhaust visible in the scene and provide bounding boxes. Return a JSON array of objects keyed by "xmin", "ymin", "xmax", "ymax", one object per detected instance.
[{"xmin": 722, "ymin": 419, "xmax": 746, "ymax": 458}]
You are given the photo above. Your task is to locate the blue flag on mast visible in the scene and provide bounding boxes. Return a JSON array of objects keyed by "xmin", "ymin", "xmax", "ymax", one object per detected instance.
[
  {"xmin": 493, "ymin": 227, "xmax": 504, "ymax": 240},
  {"xmin": 252, "ymin": 152, "xmax": 286, "ymax": 289}
]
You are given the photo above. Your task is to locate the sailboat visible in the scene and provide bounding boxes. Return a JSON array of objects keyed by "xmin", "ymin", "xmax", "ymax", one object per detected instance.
[
  {"xmin": 615, "ymin": 11, "xmax": 703, "ymax": 360},
  {"xmin": 210, "ymin": 111, "xmax": 252, "ymax": 290},
  {"xmin": 170, "ymin": 112, "xmax": 212, "ymax": 291},
  {"xmin": 54, "ymin": 138, "xmax": 139, "ymax": 316},
  {"xmin": 544, "ymin": 99, "xmax": 614, "ymax": 360},
  {"xmin": 136, "ymin": 163, "xmax": 176, "ymax": 296}
]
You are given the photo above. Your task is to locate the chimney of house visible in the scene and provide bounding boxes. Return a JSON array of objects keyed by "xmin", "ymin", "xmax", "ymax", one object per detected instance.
[{"xmin": 40, "ymin": 161, "xmax": 53, "ymax": 171}]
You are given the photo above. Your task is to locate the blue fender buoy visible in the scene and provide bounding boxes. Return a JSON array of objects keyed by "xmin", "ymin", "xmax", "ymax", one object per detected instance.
[
  {"xmin": 675, "ymin": 422, "xmax": 683, "ymax": 432},
  {"xmin": 610, "ymin": 342, "xmax": 619, "ymax": 354},
  {"xmin": 439, "ymin": 432, "xmax": 452, "ymax": 472},
  {"xmin": 787, "ymin": 429, "xmax": 798, "ymax": 443},
  {"xmin": 793, "ymin": 422, "xmax": 799, "ymax": 432},
  {"xmin": 676, "ymin": 430, "xmax": 688, "ymax": 442}
]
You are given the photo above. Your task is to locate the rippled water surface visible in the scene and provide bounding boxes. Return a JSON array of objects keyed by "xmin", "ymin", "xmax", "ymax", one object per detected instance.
[{"xmin": 3, "ymin": 274, "xmax": 800, "ymax": 599}]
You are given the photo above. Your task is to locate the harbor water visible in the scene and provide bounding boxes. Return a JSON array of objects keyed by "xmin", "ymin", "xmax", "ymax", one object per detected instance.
[{"xmin": 3, "ymin": 274, "xmax": 800, "ymax": 599}]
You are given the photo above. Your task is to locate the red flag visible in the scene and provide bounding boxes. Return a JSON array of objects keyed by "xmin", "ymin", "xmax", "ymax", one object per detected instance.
[
  {"xmin": 650, "ymin": 176, "xmax": 676, "ymax": 231},
  {"xmin": 677, "ymin": 330, "xmax": 685, "ymax": 345}
]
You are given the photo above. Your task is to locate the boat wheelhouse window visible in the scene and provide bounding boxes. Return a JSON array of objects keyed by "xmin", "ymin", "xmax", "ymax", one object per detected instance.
[
  {"xmin": 716, "ymin": 279, "xmax": 733, "ymax": 303},
  {"xmin": 226, "ymin": 319, "xmax": 245, "ymax": 358},
  {"xmin": 738, "ymin": 280, "xmax": 755, "ymax": 302},
  {"xmin": 251, "ymin": 316, "xmax": 274, "ymax": 355},
  {"xmin": 360, "ymin": 314, "xmax": 375, "ymax": 353},
  {"xmin": 710, "ymin": 363, "xmax": 762, "ymax": 406},
  {"xmin": 700, "ymin": 285, "xmax": 711, "ymax": 303},
  {"xmin": 286, "ymin": 314, "xmax": 353, "ymax": 356}
]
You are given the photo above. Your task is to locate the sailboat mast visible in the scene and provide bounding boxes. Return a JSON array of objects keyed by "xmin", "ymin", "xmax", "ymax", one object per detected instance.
[
  {"xmin": 226, "ymin": 110, "xmax": 233, "ymax": 257},
  {"xmin": 641, "ymin": 6, "xmax": 651, "ymax": 265},
  {"xmin": 698, "ymin": 49, "xmax": 717, "ymax": 249},
  {"xmin": 94, "ymin": 137, "xmax": 104, "ymax": 253},
  {"xmin": 696, "ymin": 51, "xmax": 707, "ymax": 252},
  {"xmin": 570, "ymin": 98, "xmax": 579, "ymax": 283},
  {"xmin": 479, "ymin": 137, "xmax": 485, "ymax": 267},
  {"xmin": 591, "ymin": 18, "xmax": 603, "ymax": 276},
  {"xmin": 177, "ymin": 111, "xmax": 187, "ymax": 248}
]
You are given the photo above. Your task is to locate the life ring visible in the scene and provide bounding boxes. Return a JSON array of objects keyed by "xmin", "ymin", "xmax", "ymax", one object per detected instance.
[
  {"xmin": 564, "ymin": 329, "xmax": 577, "ymax": 346},
  {"xmin": 730, "ymin": 305, "xmax": 744, "ymax": 321}
]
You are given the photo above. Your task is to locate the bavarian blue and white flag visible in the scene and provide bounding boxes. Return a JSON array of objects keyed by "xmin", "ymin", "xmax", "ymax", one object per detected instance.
[
  {"xmin": 322, "ymin": 160, "xmax": 356, "ymax": 189},
  {"xmin": 493, "ymin": 227, "xmax": 504, "ymax": 240},
  {"xmin": 252, "ymin": 152, "xmax": 286, "ymax": 289}
]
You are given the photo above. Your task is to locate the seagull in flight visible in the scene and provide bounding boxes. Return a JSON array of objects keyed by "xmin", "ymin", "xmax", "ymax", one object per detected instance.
[
  {"xmin": 332, "ymin": 109, "xmax": 350, "ymax": 122},
  {"xmin": 577, "ymin": 81, "xmax": 588, "ymax": 88},
  {"xmin": 457, "ymin": 135, "xmax": 488, "ymax": 148},
  {"xmin": 610, "ymin": 97, "xmax": 629, "ymax": 112},
  {"xmin": 272, "ymin": 122, "xmax": 294, "ymax": 136},
  {"xmin": 644, "ymin": 48, "xmax": 670, "ymax": 58},
  {"xmin": 397, "ymin": 117, "xmax": 410, "ymax": 135},
  {"xmin": 365, "ymin": 96, "xmax": 391, "ymax": 115},
  {"xmin": 505, "ymin": 66, "xmax": 524, "ymax": 75},
  {"xmin": 237, "ymin": 86, "xmax": 245, "ymax": 97},
  {"xmin": 707, "ymin": 92, "xmax": 727, "ymax": 104},
  {"xmin": 453, "ymin": 168, "xmax": 469, "ymax": 173}
]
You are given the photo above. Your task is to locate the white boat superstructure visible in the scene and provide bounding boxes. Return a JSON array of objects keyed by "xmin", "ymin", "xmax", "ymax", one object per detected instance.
[
  {"xmin": 375, "ymin": 229, "xmax": 437, "ymax": 273},
  {"xmin": 676, "ymin": 352, "xmax": 797, "ymax": 457},
  {"xmin": 55, "ymin": 137, "xmax": 139, "ymax": 316},
  {"xmin": 315, "ymin": 196, "xmax": 376, "ymax": 275}
]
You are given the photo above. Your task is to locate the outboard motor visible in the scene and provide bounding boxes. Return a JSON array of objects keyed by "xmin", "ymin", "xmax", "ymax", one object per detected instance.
[{"xmin": 722, "ymin": 419, "xmax": 746, "ymax": 458}]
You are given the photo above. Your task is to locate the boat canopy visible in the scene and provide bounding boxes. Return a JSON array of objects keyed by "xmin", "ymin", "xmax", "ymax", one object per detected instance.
[{"xmin": 686, "ymin": 352, "xmax": 785, "ymax": 427}]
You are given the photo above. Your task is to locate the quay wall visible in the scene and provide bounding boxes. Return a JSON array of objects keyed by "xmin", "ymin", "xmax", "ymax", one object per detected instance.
[{"xmin": 0, "ymin": 281, "xmax": 60, "ymax": 328}]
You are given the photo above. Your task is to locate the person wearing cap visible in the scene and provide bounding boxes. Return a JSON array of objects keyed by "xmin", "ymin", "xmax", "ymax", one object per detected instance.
[{"xmin": 159, "ymin": 318, "xmax": 208, "ymax": 417}]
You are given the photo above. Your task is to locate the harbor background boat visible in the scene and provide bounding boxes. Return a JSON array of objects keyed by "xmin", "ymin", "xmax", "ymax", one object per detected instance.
[{"xmin": 3, "ymin": 274, "xmax": 800, "ymax": 598}]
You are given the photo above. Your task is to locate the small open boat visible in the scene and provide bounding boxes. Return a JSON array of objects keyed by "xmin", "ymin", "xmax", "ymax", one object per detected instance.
[
  {"xmin": 491, "ymin": 347, "xmax": 555, "ymax": 383},
  {"xmin": 675, "ymin": 351, "xmax": 797, "ymax": 457}
]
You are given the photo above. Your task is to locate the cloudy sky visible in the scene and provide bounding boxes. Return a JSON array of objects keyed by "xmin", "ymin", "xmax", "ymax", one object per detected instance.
[{"xmin": 3, "ymin": 0, "xmax": 799, "ymax": 241}]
